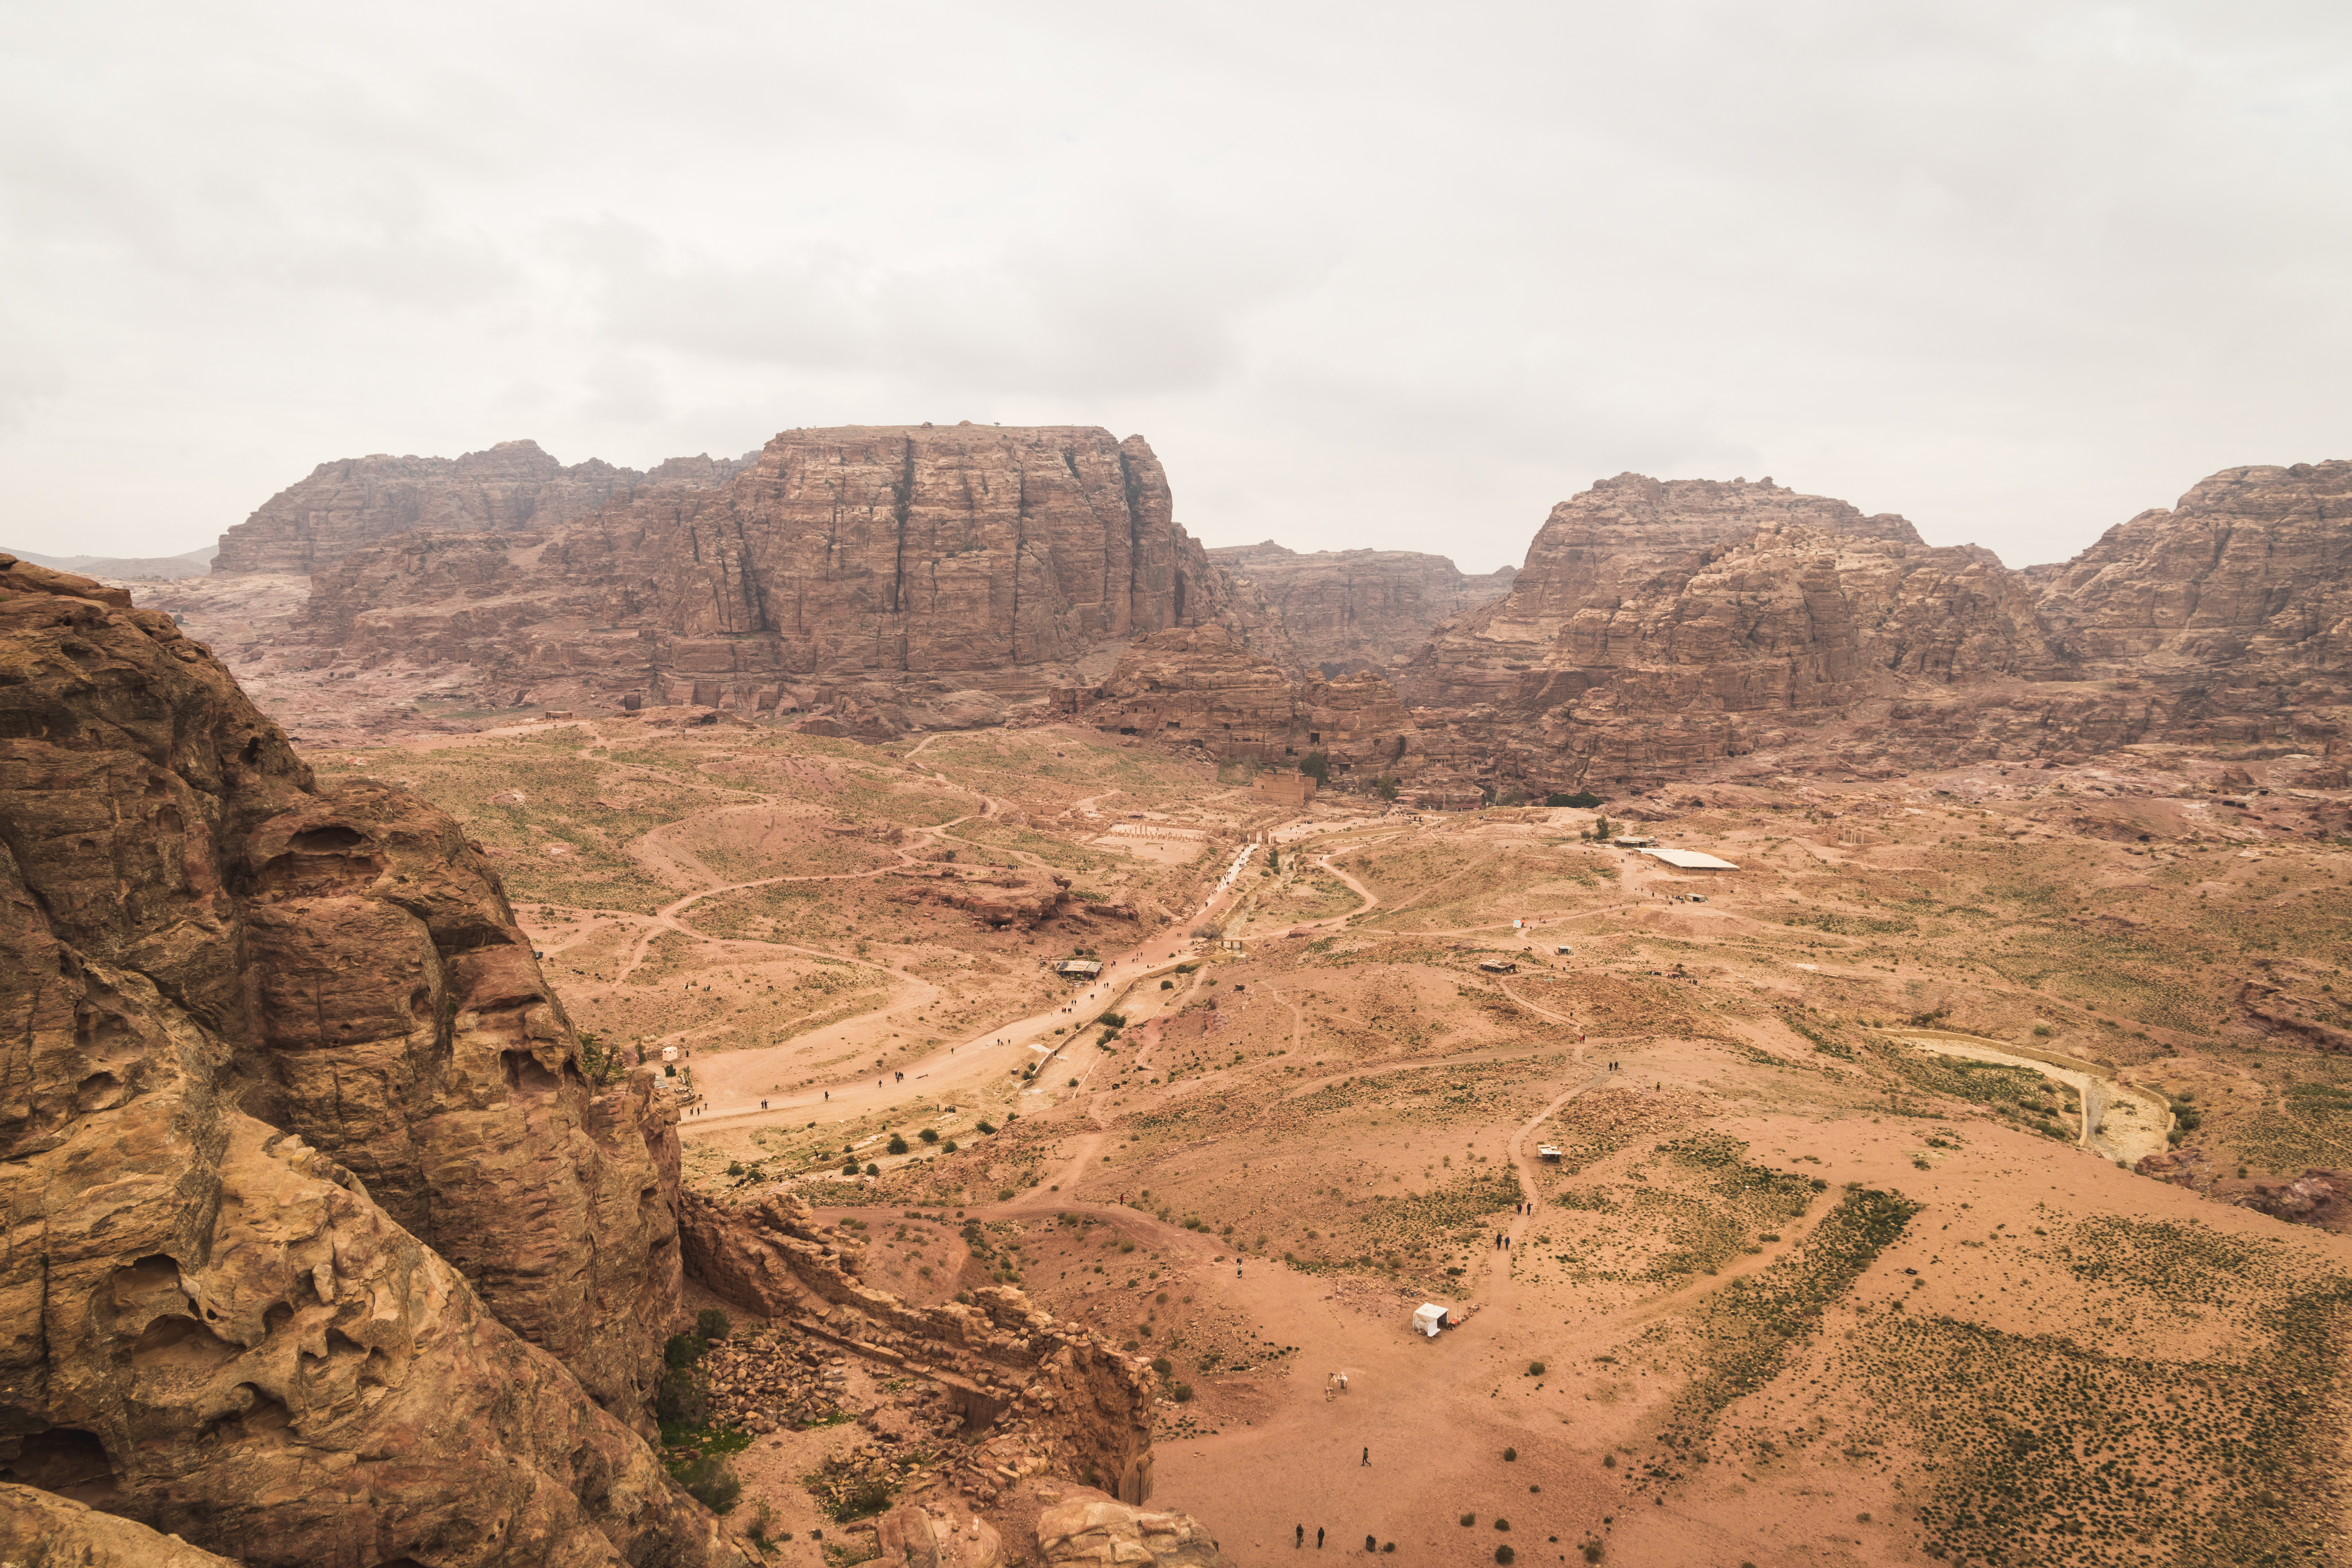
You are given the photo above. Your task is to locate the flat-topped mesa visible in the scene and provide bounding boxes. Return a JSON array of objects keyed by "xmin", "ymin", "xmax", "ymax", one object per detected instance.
[
  {"xmin": 281, "ymin": 424, "xmax": 1250, "ymax": 724},
  {"xmin": 2037, "ymin": 459, "xmax": 2352, "ymax": 684},
  {"xmin": 212, "ymin": 437, "xmax": 755, "ymax": 575},
  {"xmin": 1205, "ymin": 541, "xmax": 1515, "ymax": 671}
]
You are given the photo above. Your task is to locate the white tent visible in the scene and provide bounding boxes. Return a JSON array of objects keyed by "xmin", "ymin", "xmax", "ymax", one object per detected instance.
[{"xmin": 1412, "ymin": 1303, "xmax": 1448, "ymax": 1338}]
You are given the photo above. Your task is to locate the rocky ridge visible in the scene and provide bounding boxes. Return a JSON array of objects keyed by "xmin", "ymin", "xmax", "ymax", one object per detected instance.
[
  {"xmin": 0, "ymin": 553, "xmax": 743, "ymax": 1566},
  {"xmin": 1384, "ymin": 464, "xmax": 2352, "ymax": 797},
  {"xmin": 1205, "ymin": 541, "xmax": 1514, "ymax": 672},
  {"xmin": 212, "ymin": 438, "xmax": 754, "ymax": 575}
]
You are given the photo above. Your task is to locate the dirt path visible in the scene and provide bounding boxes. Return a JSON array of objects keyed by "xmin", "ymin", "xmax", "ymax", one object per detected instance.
[{"xmin": 1894, "ymin": 1030, "xmax": 2173, "ymax": 1165}]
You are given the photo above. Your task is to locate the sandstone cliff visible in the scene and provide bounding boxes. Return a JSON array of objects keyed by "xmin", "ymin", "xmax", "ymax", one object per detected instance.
[
  {"xmin": 212, "ymin": 438, "xmax": 754, "ymax": 575},
  {"xmin": 680, "ymin": 1193, "xmax": 1158, "ymax": 1505},
  {"xmin": 2037, "ymin": 460, "xmax": 2352, "ymax": 688},
  {"xmin": 0, "ymin": 554, "xmax": 740, "ymax": 1565},
  {"xmin": 1390, "ymin": 463, "xmax": 2350, "ymax": 795},
  {"xmin": 260, "ymin": 424, "xmax": 1268, "ymax": 730},
  {"xmin": 1204, "ymin": 542, "xmax": 1514, "ymax": 671},
  {"xmin": 1080, "ymin": 625, "xmax": 1412, "ymax": 779}
]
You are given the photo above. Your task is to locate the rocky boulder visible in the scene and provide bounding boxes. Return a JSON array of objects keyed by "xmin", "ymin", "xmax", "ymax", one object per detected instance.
[
  {"xmin": 877, "ymin": 1500, "xmax": 1005, "ymax": 1568},
  {"xmin": 0, "ymin": 1485, "xmax": 242, "ymax": 1566},
  {"xmin": 1035, "ymin": 1490, "xmax": 1223, "ymax": 1568}
]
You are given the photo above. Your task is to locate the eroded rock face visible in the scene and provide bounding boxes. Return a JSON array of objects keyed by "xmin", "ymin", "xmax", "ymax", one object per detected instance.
[
  {"xmin": 2038, "ymin": 461, "xmax": 2352, "ymax": 680},
  {"xmin": 1080, "ymin": 625, "xmax": 1411, "ymax": 777},
  {"xmin": 1035, "ymin": 1490, "xmax": 1222, "ymax": 1568},
  {"xmin": 0, "ymin": 1485, "xmax": 241, "ymax": 1566},
  {"xmin": 877, "ymin": 1500, "xmax": 1005, "ymax": 1568},
  {"xmin": 0, "ymin": 555, "xmax": 735, "ymax": 1565},
  {"xmin": 260, "ymin": 424, "xmax": 1253, "ymax": 724},
  {"xmin": 1206, "ymin": 542, "xmax": 1514, "ymax": 671},
  {"xmin": 679, "ymin": 1193, "xmax": 1157, "ymax": 1507},
  {"xmin": 213, "ymin": 438, "xmax": 753, "ymax": 575}
]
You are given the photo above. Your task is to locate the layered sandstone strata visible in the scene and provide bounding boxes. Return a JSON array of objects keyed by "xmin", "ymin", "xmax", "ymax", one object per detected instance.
[
  {"xmin": 1393, "ymin": 464, "xmax": 2352, "ymax": 793},
  {"xmin": 1081, "ymin": 625, "xmax": 1413, "ymax": 776},
  {"xmin": 1205, "ymin": 542, "xmax": 1514, "ymax": 671},
  {"xmin": 213, "ymin": 438, "xmax": 753, "ymax": 575},
  {"xmin": 0, "ymin": 554, "xmax": 738, "ymax": 1565},
  {"xmin": 2038, "ymin": 460, "xmax": 2352, "ymax": 687},
  {"xmin": 266, "ymin": 424, "xmax": 1256, "ymax": 725},
  {"xmin": 680, "ymin": 1193, "xmax": 1158, "ymax": 1505}
]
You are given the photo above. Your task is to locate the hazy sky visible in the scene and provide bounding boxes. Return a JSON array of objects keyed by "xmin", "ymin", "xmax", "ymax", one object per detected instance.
[{"xmin": 5, "ymin": 2, "xmax": 2347, "ymax": 571}]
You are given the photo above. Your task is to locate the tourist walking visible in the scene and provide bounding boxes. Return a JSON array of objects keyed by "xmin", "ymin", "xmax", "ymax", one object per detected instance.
[{"xmin": 1361, "ymin": 1447, "xmax": 1370, "ymax": 1467}]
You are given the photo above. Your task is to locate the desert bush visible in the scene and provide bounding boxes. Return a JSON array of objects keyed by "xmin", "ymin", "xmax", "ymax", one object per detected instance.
[
  {"xmin": 919, "ymin": 1128, "xmax": 939, "ymax": 1144},
  {"xmin": 1527, "ymin": 1360, "xmax": 1545, "ymax": 1376},
  {"xmin": 672, "ymin": 1452, "xmax": 740, "ymax": 1513},
  {"xmin": 1172, "ymin": 1383, "xmax": 1194, "ymax": 1403},
  {"xmin": 864, "ymin": 1163, "xmax": 879, "ymax": 1177},
  {"xmin": 1502, "ymin": 1447, "xmax": 1517, "ymax": 1461},
  {"xmin": 1460, "ymin": 1514, "xmax": 1476, "ymax": 1527},
  {"xmin": 1495, "ymin": 1548, "xmax": 1515, "ymax": 1565},
  {"xmin": 695, "ymin": 1309, "xmax": 731, "ymax": 1342},
  {"xmin": 888, "ymin": 1134, "xmax": 909, "ymax": 1155},
  {"xmin": 664, "ymin": 1333, "xmax": 706, "ymax": 1370},
  {"xmin": 656, "ymin": 1367, "xmax": 708, "ymax": 1427}
]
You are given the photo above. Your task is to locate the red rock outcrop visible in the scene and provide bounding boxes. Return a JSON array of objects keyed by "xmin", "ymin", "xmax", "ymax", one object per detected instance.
[
  {"xmin": 680, "ymin": 1193, "xmax": 1158, "ymax": 1505},
  {"xmin": 0, "ymin": 554, "xmax": 740, "ymax": 1565},
  {"xmin": 1205, "ymin": 542, "xmax": 1514, "ymax": 671},
  {"xmin": 1388, "ymin": 462, "xmax": 2352, "ymax": 794},
  {"xmin": 0, "ymin": 1485, "xmax": 242, "ymax": 1566},
  {"xmin": 1078, "ymin": 625, "xmax": 1412, "ymax": 778},
  {"xmin": 212, "ymin": 438, "xmax": 753, "ymax": 575},
  {"xmin": 255, "ymin": 424, "xmax": 1254, "ymax": 726},
  {"xmin": 1035, "ymin": 1489, "xmax": 1223, "ymax": 1568}
]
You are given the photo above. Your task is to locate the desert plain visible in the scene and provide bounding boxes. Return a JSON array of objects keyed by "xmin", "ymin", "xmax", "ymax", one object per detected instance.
[{"xmin": 288, "ymin": 703, "xmax": 2352, "ymax": 1568}]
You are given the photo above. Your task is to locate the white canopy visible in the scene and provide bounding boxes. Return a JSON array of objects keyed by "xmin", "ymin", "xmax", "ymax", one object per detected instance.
[
  {"xmin": 1640, "ymin": 848, "xmax": 1739, "ymax": 870},
  {"xmin": 1412, "ymin": 1303, "xmax": 1448, "ymax": 1338}
]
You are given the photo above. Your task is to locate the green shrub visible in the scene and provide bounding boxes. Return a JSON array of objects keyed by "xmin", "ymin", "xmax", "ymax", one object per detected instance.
[
  {"xmin": 841, "ymin": 1158, "xmax": 860, "ymax": 1175},
  {"xmin": 887, "ymin": 1134, "xmax": 910, "ymax": 1155},
  {"xmin": 1502, "ymin": 1446, "xmax": 1517, "ymax": 1461},
  {"xmin": 695, "ymin": 1309, "xmax": 731, "ymax": 1342},
  {"xmin": 656, "ymin": 1367, "xmax": 708, "ymax": 1426},
  {"xmin": 1161, "ymin": 979, "xmax": 1175, "ymax": 989},
  {"xmin": 1527, "ymin": 1360, "xmax": 1545, "ymax": 1376},
  {"xmin": 1171, "ymin": 1383, "xmax": 1194, "ymax": 1403},
  {"xmin": 664, "ymin": 1334, "xmax": 706, "ymax": 1370},
  {"xmin": 1547, "ymin": 791, "xmax": 1603, "ymax": 808},
  {"xmin": 1152, "ymin": 1357, "xmax": 1173, "ymax": 1376},
  {"xmin": 1496, "ymin": 1548, "xmax": 1515, "ymax": 1565},
  {"xmin": 1460, "ymin": 1514, "xmax": 1476, "ymax": 1528},
  {"xmin": 919, "ymin": 1128, "xmax": 939, "ymax": 1144},
  {"xmin": 942, "ymin": 1140, "xmax": 959, "ymax": 1153},
  {"xmin": 673, "ymin": 1452, "xmax": 740, "ymax": 1513},
  {"xmin": 976, "ymin": 1120, "xmax": 997, "ymax": 1135},
  {"xmin": 864, "ymin": 1163, "xmax": 879, "ymax": 1177},
  {"xmin": 1494, "ymin": 1519, "xmax": 1511, "ymax": 1531}
]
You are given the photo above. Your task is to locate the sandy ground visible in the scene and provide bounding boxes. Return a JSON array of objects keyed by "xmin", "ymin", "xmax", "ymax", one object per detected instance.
[{"xmin": 299, "ymin": 717, "xmax": 2352, "ymax": 1568}]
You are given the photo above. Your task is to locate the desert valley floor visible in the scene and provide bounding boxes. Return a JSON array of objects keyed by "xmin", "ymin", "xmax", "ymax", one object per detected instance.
[{"xmin": 295, "ymin": 707, "xmax": 2352, "ymax": 1568}]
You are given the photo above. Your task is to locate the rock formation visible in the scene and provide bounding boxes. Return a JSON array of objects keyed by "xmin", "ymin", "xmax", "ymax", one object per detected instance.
[
  {"xmin": 878, "ymin": 1499, "xmax": 1006, "ymax": 1568},
  {"xmin": 2037, "ymin": 460, "xmax": 2352, "ymax": 687},
  {"xmin": 212, "ymin": 438, "xmax": 753, "ymax": 575},
  {"xmin": 1034, "ymin": 1489, "xmax": 1223, "ymax": 1568},
  {"xmin": 1389, "ymin": 464, "xmax": 2352, "ymax": 795},
  {"xmin": 0, "ymin": 1485, "xmax": 242, "ymax": 1566},
  {"xmin": 679, "ymin": 1193, "xmax": 1158, "ymax": 1505},
  {"xmin": 247, "ymin": 424, "xmax": 1265, "ymax": 732},
  {"xmin": 1205, "ymin": 542, "xmax": 1513, "ymax": 671},
  {"xmin": 0, "ymin": 554, "xmax": 742, "ymax": 1565},
  {"xmin": 1078, "ymin": 625, "xmax": 1413, "ymax": 779}
]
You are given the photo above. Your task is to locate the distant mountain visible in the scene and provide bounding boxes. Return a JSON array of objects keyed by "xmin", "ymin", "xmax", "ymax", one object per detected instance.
[{"xmin": 3, "ymin": 541, "xmax": 216, "ymax": 578}]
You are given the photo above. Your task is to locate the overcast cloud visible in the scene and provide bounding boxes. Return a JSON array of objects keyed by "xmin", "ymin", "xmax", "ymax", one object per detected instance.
[{"xmin": 3, "ymin": 0, "xmax": 2347, "ymax": 571}]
